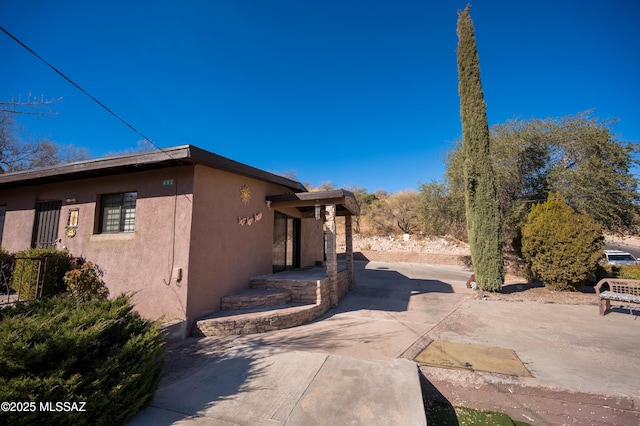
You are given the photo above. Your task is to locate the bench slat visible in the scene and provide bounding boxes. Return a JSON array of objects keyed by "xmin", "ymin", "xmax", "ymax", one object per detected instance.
[{"xmin": 599, "ymin": 290, "xmax": 640, "ymax": 304}]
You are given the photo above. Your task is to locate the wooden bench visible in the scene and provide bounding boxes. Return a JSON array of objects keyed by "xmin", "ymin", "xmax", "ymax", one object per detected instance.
[{"xmin": 595, "ymin": 279, "xmax": 640, "ymax": 316}]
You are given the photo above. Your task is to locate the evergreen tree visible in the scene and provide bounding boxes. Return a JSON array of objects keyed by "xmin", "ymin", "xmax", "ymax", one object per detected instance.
[
  {"xmin": 456, "ymin": 5, "xmax": 504, "ymax": 290},
  {"xmin": 521, "ymin": 194, "xmax": 604, "ymax": 291}
]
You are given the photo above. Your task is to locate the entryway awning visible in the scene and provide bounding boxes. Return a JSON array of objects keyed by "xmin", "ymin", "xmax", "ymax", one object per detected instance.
[
  {"xmin": 267, "ymin": 189, "xmax": 359, "ymax": 308},
  {"xmin": 266, "ymin": 189, "xmax": 360, "ymax": 217}
]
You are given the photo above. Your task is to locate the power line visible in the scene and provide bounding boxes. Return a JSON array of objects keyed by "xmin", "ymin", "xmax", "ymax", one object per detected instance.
[{"xmin": 0, "ymin": 25, "xmax": 178, "ymax": 162}]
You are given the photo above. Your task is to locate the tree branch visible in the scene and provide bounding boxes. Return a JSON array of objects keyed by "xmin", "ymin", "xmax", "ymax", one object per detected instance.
[{"xmin": 0, "ymin": 94, "xmax": 62, "ymax": 116}]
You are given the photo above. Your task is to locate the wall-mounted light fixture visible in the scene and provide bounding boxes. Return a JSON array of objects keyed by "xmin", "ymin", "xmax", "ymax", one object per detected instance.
[{"xmin": 315, "ymin": 204, "xmax": 321, "ymax": 220}]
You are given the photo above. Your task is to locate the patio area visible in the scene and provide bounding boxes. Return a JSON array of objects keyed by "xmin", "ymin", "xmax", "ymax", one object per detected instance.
[{"xmin": 191, "ymin": 262, "xmax": 351, "ymax": 337}]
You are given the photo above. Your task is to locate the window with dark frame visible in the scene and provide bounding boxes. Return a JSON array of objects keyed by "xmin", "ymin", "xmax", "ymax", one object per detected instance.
[
  {"xmin": 272, "ymin": 211, "xmax": 301, "ymax": 273},
  {"xmin": 99, "ymin": 192, "xmax": 137, "ymax": 233}
]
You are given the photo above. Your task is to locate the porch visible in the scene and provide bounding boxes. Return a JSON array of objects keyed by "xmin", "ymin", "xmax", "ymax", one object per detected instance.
[
  {"xmin": 192, "ymin": 190, "xmax": 360, "ymax": 338},
  {"xmin": 191, "ymin": 263, "xmax": 351, "ymax": 337}
]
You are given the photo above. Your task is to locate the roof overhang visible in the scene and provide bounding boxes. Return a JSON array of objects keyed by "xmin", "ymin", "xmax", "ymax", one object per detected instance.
[
  {"xmin": 266, "ymin": 189, "xmax": 360, "ymax": 217},
  {"xmin": 0, "ymin": 145, "xmax": 307, "ymax": 192}
]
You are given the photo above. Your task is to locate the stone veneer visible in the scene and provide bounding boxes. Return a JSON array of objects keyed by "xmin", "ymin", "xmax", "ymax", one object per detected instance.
[
  {"xmin": 191, "ymin": 269, "xmax": 350, "ymax": 337},
  {"xmin": 250, "ymin": 278, "xmax": 319, "ymax": 305},
  {"xmin": 220, "ymin": 288, "xmax": 292, "ymax": 311}
]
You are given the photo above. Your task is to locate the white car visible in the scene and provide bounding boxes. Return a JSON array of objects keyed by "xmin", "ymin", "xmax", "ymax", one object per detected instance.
[{"xmin": 603, "ymin": 250, "xmax": 638, "ymax": 266}]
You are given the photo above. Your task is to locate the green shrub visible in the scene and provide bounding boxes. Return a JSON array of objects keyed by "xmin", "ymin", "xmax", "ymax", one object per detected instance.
[
  {"xmin": 595, "ymin": 264, "xmax": 614, "ymax": 281},
  {"xmin": 0, "ymin": 295, "xmax": 164, "ymax": 425},
  {"xmin": 597, "ymin": 264, "xmax": 640, "ymax": 280},
  {"xmin": 521, "ymin": 195, "xmax": 604, "ymax": 291},
  {"xmin": 0, "ymin": 248, "xmax": 15, "ymax": 294},
  {"xmin": 616, "ymin": 265, "xmax": 640, "ymax": 280},
  {"xmin": 11, "ymin": 248, "xmax": 71, "ymax": 299},
  {"xmin": 63, "ymin": 258, "xmax": 109, "ymax": 302}
]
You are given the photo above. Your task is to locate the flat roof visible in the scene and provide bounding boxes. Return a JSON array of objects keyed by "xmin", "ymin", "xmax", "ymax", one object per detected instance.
[
  {"xmin": 0, "ymin": 145, "xmax": 306, "ymax": 192},
  {"xmin": 266, "ymin": 189, "xmax": 360, "ymax": 216}
]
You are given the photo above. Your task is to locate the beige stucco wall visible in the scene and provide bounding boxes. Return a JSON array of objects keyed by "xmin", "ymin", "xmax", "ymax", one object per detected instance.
[
  {"xmin": 0, "ymin": 163, "xmax": 325, "ymax": 334},
  {"xmin": 1, "ymin": 194, "xmax": 37, "ymax": 252},
  {"xmin": 0, "ymin": 167, "xmax": 194, "ymax": 323},
  {"xmin": 185, "ymin": 165, "xmax": 324, "ymax": 324}
]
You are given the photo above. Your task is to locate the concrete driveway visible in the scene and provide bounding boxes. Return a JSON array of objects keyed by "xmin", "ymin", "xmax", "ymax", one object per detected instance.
[{"xmin": 130, "ymin": 260, "xmax": 640, "ymax": 425}]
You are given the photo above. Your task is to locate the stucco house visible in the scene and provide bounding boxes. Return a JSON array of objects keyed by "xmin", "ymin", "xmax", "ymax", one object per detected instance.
[{"xmin": 0, "ymin": 145, "xmax": 359, "ymax": 338}]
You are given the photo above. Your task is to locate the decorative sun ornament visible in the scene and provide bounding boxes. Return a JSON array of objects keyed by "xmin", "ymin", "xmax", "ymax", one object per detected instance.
[{"xmin": 240, "ymin": 185, "xmax": 251, "ymax": 204}]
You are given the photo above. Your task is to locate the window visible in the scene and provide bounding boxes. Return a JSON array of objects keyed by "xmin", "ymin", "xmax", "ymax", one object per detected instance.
[
  {"xmin": 99, "ymin": 192, "xmax": 137, "ymax": 233},
  {"xmin": 272, "ymin": 212, "xmax": 300, "ymax": 272}
]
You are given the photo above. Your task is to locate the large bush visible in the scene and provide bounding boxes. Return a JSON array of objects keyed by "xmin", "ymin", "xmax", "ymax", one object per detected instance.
[
  {"xmin": 11, "ymin": 248, "xmax": 71, "ymax": 299},
  {"xmin": 0, "ymin": 295, "xmax": 164, "ymax": 425},
  {"xmin": 522, "ymin": 196, "xmax": 604, "ymax": 290}
]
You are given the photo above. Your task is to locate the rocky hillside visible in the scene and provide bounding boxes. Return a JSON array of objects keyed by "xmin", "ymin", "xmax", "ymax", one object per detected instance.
[{"xmin": 337, "ymin": 233, "xmax": 470, "ymax": 255}]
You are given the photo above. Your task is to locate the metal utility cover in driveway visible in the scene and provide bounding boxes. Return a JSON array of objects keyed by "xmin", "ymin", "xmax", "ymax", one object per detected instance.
[{"xmin": 415, "ymin": 340, "xmax": 532, "ymax": 377}]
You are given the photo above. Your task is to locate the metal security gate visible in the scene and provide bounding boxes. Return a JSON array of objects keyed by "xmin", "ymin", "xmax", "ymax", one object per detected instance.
[
  {"xmin": 0, "ymin": 256, "xmax": 48, "ymax": 305},
  {"xmin": 31, "ymin": 200, "xmax": 62, "ymax": 249}
]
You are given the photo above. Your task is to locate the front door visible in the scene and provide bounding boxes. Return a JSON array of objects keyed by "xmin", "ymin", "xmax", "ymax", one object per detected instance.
[
  {"xmin": 272, "ymin": 212, "xmax": 300, "ymax": 273},
  {"xmin": 31, "ymin": 200, "xmax": 62, "ymax": 248}
]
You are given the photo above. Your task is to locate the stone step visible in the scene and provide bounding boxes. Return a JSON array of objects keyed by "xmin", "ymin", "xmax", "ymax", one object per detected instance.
[
  {"xmin": 250, "ymin": 277, "xmax": 320, "ymax": 305},
  {"xmin": 220, "ymin": 288, "xmax": 292, "ymax": 311},
  {"xmin": 191, "ymin": 302, "xmax": 328, "ymax": 337}
]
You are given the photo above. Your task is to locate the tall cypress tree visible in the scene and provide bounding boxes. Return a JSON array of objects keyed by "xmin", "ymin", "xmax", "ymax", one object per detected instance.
[{"xmin": 456, "ymin": 5, "xmax": 504, "ymax": 291}]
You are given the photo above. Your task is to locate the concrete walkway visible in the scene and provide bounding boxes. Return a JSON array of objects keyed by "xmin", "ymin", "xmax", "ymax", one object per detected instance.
[
  {"xmin": 131, "ymin": 350, "xmax": 424, "ymax": 426},
  {"xmin": 130, "ymin": 260, "xmax": 640, "ymax": 425}
]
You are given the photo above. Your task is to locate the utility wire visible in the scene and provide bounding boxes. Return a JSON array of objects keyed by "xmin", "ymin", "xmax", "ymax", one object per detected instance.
[
  {"xmin": 2, "ymin": 26, "xmax": 191, "ymax": 291},
  {"xmin": 0, "ymin": 25, "xmax": 179, "ymax": 162}
]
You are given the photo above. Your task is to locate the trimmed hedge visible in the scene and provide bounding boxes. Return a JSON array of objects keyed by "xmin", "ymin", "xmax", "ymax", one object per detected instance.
[{"xmin": 0, "ymin": 295, "xmax": 164, "ymax": 425}]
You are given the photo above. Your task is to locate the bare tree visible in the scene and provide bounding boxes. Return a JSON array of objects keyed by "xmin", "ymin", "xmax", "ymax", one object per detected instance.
[
  {"xmin": 102, "ymin": 139, "xmax": 157, "ymax": 157},
  {"xmin": 28, "ymin": 140, "xmax": 89, "ymax": 169},
  {"xmin": 0, "ymin": 95, "xmax": 89, "ymax": 172},
  {"xmin": 364, "ymin": 191, "xmax": 420, "ymax": 235},
  {"xmin": 0, "ymin": 93, "xmax": 61, "ymax": 116},
  {"xmin": 0, "ymin": 111, "xmax": 32, "ymax": 172}
]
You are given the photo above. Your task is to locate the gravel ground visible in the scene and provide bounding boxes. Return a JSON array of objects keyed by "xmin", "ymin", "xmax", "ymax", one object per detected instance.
[{"xmin": 478, "ymin": 281, "xmax": 598, "ymax": 305}]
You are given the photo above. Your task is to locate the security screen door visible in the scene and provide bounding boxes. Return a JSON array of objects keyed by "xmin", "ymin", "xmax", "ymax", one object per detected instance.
[{"xmin": 31, "ymin": 200, "xmax": 62, "ymax": 248}]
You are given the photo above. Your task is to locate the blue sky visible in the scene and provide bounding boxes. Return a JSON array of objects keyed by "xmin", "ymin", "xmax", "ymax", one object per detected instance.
[{"xmin": 1, "ymin": 1, "xmax": 639, "ymax": 193}]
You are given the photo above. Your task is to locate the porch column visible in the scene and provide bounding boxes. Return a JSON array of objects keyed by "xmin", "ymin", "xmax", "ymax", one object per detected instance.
[
  {"xmin": 325, "ymin": 203, "xmax": 339, "ymax": 307},
  {"xmin": 345, "ymin": 215, "xmax": 354, "ymax": 290}
]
